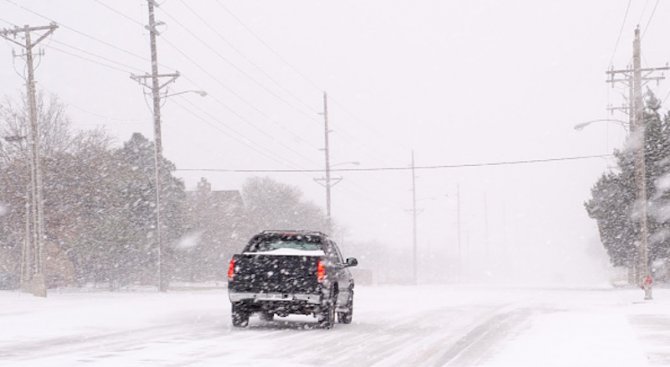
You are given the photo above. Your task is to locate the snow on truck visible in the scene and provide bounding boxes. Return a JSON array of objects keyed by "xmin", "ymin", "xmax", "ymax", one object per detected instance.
[{"xmin": 227, "ymin": 230, "xmax": 358, "ymax": 328}]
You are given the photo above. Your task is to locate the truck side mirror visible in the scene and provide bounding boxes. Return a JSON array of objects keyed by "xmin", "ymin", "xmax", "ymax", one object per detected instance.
[{"xmin": 345, "ymin": 257, "xmax": 358, "ymax": 267}]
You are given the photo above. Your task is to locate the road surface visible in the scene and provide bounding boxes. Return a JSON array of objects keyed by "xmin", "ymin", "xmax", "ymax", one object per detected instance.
[{"xmin": 1, "ymin": 285, "xmax": 669, "ymax": 366}]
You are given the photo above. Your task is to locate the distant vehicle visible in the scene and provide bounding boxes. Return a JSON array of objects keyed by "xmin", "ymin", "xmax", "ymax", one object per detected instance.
[{"xmin": 227, "ymin": 230, "xmax": 358, "ymax": 328}]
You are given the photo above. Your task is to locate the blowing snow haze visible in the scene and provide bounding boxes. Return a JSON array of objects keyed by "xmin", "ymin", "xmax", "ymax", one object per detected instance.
[
  {"xmin": 0, "ymin": 0, "xmax": 657, "ymax": 286},
  {"xmin": 0, "ymin": 0, "xmax": 663, "ymax": 286},
  {"xmin": 5, "ymin": 1, "xmax": 670, "ymax": 366}
]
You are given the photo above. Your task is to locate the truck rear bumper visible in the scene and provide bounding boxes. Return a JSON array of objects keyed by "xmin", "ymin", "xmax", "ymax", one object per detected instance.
[{"xmin": 229, "ymin": 291, "xmax": 321, "ymax": 304}]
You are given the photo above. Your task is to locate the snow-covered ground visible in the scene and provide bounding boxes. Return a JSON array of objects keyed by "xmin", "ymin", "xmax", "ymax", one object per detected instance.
[{"xmin": 1, "ymin": 285, "xmax": 669, "ymax": 366}]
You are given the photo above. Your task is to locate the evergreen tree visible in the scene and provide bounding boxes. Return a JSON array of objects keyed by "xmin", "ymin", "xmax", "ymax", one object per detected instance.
[{"xmin": 586, "ymin": 90, "xmax": 670, "ymax": 269}]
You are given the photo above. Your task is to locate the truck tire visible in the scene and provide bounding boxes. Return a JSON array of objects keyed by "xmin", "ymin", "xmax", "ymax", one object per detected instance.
[
  {"xmin": 232, "ymin": 303, "xmax": 249, "ymax": 328},
  {"xmin": 318, "ymin": 291, "xmax": 336, "ymax": 329},
  {"xmin": 337, "ymin": 293, "xmax": 354, "ymax": 324}
]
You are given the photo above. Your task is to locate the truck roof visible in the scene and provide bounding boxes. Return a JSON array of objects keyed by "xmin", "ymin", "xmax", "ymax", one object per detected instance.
[{"xmin": 259, "ymin": 230, "xmax": 329, "ymax": 238}]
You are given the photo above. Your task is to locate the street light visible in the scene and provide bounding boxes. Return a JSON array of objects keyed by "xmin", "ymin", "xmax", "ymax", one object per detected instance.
[
  {"xmin": 574, "ymin": 118, "xmax": 629, "ymax": 131},
  {"xmin": 164, "ymin": 90, "xmax": 207, "ymax": 98},
  {"xmin": 331, "ymin": 161, "xmax": 360, "ymax": 168}
]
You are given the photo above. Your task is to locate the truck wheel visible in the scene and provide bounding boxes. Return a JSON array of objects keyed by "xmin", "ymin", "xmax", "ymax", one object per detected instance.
[
  {"xmin": 318, "ymin": 297, "xmax": 336, "ymax": 329},
  {"xmin": 231, "ymin": 303, "xmax": 249, "ymax": 328},
  {"xmin": 337, "ymin": 294, "xmax": 354, "ymax": 324},
  {"xmin": 259, "ymin": 311, "xmax": 274, "ymax": 322}
]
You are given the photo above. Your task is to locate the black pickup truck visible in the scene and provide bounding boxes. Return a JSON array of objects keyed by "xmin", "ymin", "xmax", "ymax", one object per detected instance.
[{"xmin": 227, "ymin": 230, "xmax": 358, "ymax": 328}]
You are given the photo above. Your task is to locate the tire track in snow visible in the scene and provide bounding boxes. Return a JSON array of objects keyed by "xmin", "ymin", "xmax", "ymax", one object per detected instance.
[
  {"xmin": 433, "ymin": 308, "xmax": 533, "ymax": 367},
  {"xmin": 232, "ymin": 304, "xmax": 514, "ymax": 367}
]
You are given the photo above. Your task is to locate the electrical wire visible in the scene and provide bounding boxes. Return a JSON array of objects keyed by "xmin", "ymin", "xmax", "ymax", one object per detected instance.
[
  {"xmin": 92, "ymin": 0, "xmax": 145, "ymax": 27},
  {"xmin": 2, "ymin": 0, "xmax": 177, "ymax": 72},
  {"xmin": 176, "ymin": 0, "xmax": 319, "ymax": 115},
  {"xmin": 43, "ymin": 45, "xmax": 134, "ymax": 74},
  {"xmin": 159, "ymin": 38, "xmax": 322, "ymax": 150},
  {"xmin": 642, "ymin": 0, "xmax": 661, "ymax": 38},
  {"xmin": 638, "ymin": 0, "xmax": 651, "ymax": 25},
  {"xmin": 176, "ymin": 95, "xmax": 321, "ymax": 167},
  {"xmin": 49, "ymin": 39, "xmax": 145, "ymax": 73},
  {"xmin": 88, "ymin": 0, "xmax": 322, "ymax": 152},
  {"xmin": 609, "ymin": 0, "xmax": 633, "ymax": 67},
  {"xmin": 176, "ymin": 154, "xmax": 612, "ymax": 174},
  {"xmin": 0, "ymin": 16, "xmax": 17, "ymax": 27},
  {"xmin": 157, "ymin": 5, "xmax": 318, "ymax": 121},
  {"xmin": 213, "ymin": 0, "xmax": 323, "ymax": 92},
  {"xmin": 211, "ymin": 1, "xmax": 409, "ymax": 166},
  {"xmin": 171, "ymin": 99, "xmax": 299, "ymax": 169}
]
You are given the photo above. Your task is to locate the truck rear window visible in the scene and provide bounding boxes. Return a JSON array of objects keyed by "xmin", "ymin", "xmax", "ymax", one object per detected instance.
[{"xmin": 245, "ymin": 238, "xmax": 323, "ymax": 253}]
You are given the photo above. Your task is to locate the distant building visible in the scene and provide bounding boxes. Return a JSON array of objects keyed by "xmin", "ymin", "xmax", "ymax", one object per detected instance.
[{"xmin": 175, "ymin": 178, "xmax": 246, "ymax": 282}]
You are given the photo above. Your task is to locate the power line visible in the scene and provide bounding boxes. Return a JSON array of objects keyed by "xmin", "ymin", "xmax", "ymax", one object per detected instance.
[
  {"xmin": 176, "ymin": 154, "xmax": 612, "ymax": 174},
  {"xmin": 158, "ymin": 37, "xmax": 321, "ymax": 151},
  {"xmin": 171, "ymin": 98, "xmax": 309, "ymax": 170},
  {"xmin": 45, "ymin": 45, "xmax": 134, "ymax": 74},
  {"xmin": 0, "ymin": 16, "xmax": 17, "ymax": 27},
  {"xmin": 156, "ymin": 5, "xmax": 318, "ymax": 121},
  {"xmin": 609, "ymin": 0, "xmax": 633, "ymax": 67},
  {"xmin": 176, "ymin": 0, "xmax": 319, "ymax": 115},
  {"xmin": 49, "ymin": 39, "xmax": 144, "ymax": 73},
  {"xmin": 92, "ymin": 0, "xmax": 145, "ymax": 27},
  {"xmin": 176, "ymin": 95, "xmax": 320, "ymax": 167},
  {"xmin": 637, "ymin": 0, "xmax": 652, "ymax": 25},
  {"xmin": 210, "ymin": 1, "xmax": 408, "ymax": 165},
  {"xmin": 642, "ymin": 0, "xmax": 661, "ymax": 38},
  {"xmin": 172, "ymin": 98, "xmax": 404, "ymax": 210},
  {"xmin": 86, "ymin": 1, "xmax": 325, "ymax": 160},
  {"xmin": 86, "ymin": 0, "xmax": 317, "ymax": 151},
  {"xmin": 2, "ymin": 0, "xmax": 173, "ymax": 71},
  {"xmin": 213, "ymin": 0, "xmax": 323, "ymax": 92}
]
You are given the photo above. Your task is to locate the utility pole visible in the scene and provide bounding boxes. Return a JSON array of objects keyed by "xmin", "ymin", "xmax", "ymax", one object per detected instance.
[
  {"xmin": 456, "ymin": 184, "xmax": 462, "ymax": 282},
  {"xmin": 484, "ymin": 192, "xmax": 489, "ymax": 262},
  {"xmin": 411, "ymin": 151, "xmax": 418, "ymax": 284},
  {"xmin": 314, "ymin": 92, "xmax": 341, "ymax": 234},
  {"xmin": 606, "ymin": 26, "xmax": 667, "ymax": 299},
  {"xmin": 132, "ymin": 0, "xmax": 179, "ymax": 292},
  {"xmin": 633, "ymin": 27, "xmax": 651, "ymax": 300},
  {"xmin": 323, "ymin": 92, "xmax": 332, "ymax": 231},
  {"xmin": 1, "ymin": 23, "xmax": 58, "ymax": 297}
]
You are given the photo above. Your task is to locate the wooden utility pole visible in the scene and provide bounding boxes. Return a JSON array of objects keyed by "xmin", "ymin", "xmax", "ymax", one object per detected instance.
[
  {"xmin": 606, "ymin": 26, "xmax": 667, "ymax": 299},
  {"xmin": 0, "ymin": 23, "xmax": 58, "ymax": 297},
  {"xmin": 456, "ymin": 184, "xmax": 462, "ymax": 282},
  {"xmin": 632, "ymin": 27, "xmax": 651, "ymax": 300},
  {"xmin": 314, "ymin": 92, "xmax": 342, "ymax": 234},
  {"xmin": 132, "ymin": 0, "xmax": 179, "ymax": 292},
  {"xmin": 411, "ymin": 151, "xmax": 418, "ymax": 284},
  {"xmin": 323, "ymin": 92, "xmax": 332, "ymax": 230}
]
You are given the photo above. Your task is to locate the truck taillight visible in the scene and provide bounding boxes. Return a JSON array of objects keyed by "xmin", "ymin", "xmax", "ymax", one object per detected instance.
[
  {"xmin": 317, "ymin": 260, "xmax": 326, "ymax": 283},
  {"xmin": 228, "ymin": 259, "xmax": 236, "ymax": 281}
]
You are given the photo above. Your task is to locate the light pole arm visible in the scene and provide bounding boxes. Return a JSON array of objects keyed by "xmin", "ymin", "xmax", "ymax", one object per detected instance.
[{"xmin": 574, "ymin": 119, "xmax": 629, "ymax": 131}]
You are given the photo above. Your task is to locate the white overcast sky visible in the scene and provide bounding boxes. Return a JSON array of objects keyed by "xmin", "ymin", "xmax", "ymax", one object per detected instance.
[{"xmin": 1, "ymin": 0, "xmax": 668, "ymax": 281}]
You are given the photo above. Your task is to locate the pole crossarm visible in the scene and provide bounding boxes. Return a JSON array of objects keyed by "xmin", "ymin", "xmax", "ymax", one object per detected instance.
[
  {"xmin": 131, "ymin": 72, "xmax": 180, "ymax": 90},
  {"xmin": 607, "ymin": 65, "xmax": 670, "ymax": 75},
  {"xmin": 0, "ymin": 23, "xmax": 58, "ymax": 48},
  {"xmin": 607, "ymin": 65, "xmax": 669, "ymax": 90},
  {"xmin": 313, "ymin": 176, "xmax": 343, "ymax": 188}
]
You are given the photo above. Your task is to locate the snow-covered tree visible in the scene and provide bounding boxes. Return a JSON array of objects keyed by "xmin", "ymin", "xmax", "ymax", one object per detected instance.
[{"xmin": 586, "ymin": 91, "xmax": 670, "ymax": 271}]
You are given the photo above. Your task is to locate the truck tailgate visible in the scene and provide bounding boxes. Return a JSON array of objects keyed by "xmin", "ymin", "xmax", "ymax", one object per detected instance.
[{"xmin": 229, "ymin": 254, "xmax": 322, "ymax": 294}]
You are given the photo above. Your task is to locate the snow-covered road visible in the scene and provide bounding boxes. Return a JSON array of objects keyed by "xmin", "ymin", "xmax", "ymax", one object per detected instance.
[{"xmin": 1, "ymin": 285, "xmax": 669, "ymax": 366}]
